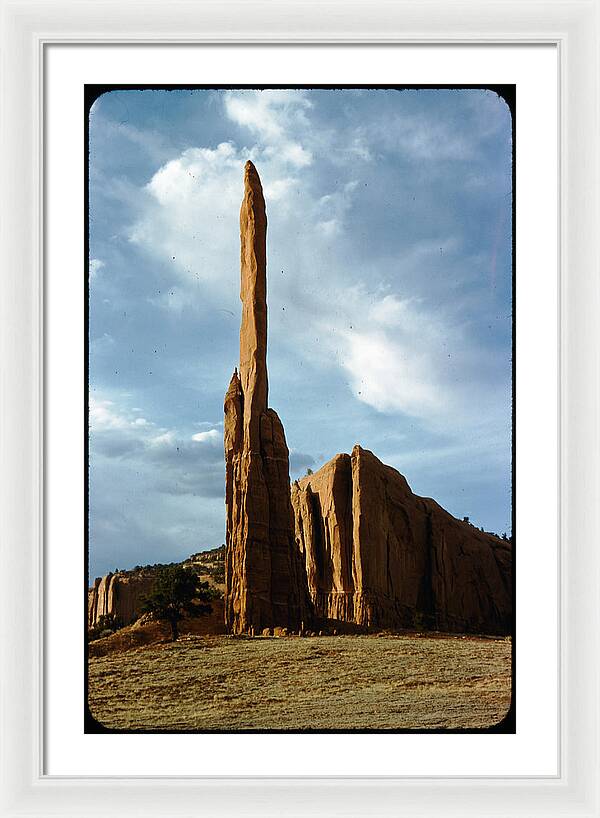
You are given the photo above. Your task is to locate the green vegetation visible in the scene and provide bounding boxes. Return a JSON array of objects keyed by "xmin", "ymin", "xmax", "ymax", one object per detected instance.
[
  {"xmin": 88, "ymin": 613, "xmax": 123, "ymax": 642},
  {"xmin": 140, "ymin": 565, "xmax": 213, "ymax": 641},
  {"xmin": 186, "ymin": 545, "xmax": 225, "ymax": 585}
]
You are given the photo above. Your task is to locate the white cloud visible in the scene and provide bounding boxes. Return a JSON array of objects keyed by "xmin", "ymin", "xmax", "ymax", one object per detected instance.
[
  {"xmin": 225, "ymin": 90, "xmax": 313, "ymax": 169},
  {"xmin": 263, "ymin": 177, "xmax": 297, "ymax": 201},
  {"xmin": 149, "ymin": 430, "xmax": 175, "ymax": 447},
  {"xmin": 89, "ymin": 258, "xmax": 104, "ymax": 279},
  {"xmin": 279, "ymin": 142, "xmax": 312, "ymax": 168},
  {"xmin": 349, "ymin": 135, "xmax": 373, "ymax": 162},
  {"xmin": 317, "ymin": 219, "xmax": 339, "ymax": 237},
  {"xmin": 88, "ymin": 391, "xmax": 227, "ymax": 572},
  {"xmin": 128, "ymin": 142, "xmax": 248, "ymax": 294},
  {"xmin": 315, "ymin": 180, "xmax": 358, "ymax": 236},
  {"xmin": 192, "ymin": 429, "xmax": 222, "ymax": 444},
  {"xmin": 338, "ymin": 327, "xmax": 439, "ymax": 416},
  {"xmin": 224, "ymin": 89, "xmax": 312, "ymax": 143},
  {"xmin": 90, "ymin": 396, "xmax": 154, "ymax": 432},
  {"xmin": 369, "ymin": 294, "xmax": 415, "ymax": 328},
  {"xmin": 225, "ymin": 93, "xmax": 284, "ymax": 140},
  {"xmin": 302, "ymin": 287, "xmax": 450, "ymax": 418},
  {"xmin": 89, "ymin": 397, "xmax": 128, "ymax": 430},
  {"xmin": 195, "ymin": 420, "xmax": 223, "ymax": 429},
  {"xmin": 146, "ymin": 142, "xmax": 239, "ymax": 207},
  {"xmin": 90, "ymin": 392, "xmax": 224, "ymax": 467}
]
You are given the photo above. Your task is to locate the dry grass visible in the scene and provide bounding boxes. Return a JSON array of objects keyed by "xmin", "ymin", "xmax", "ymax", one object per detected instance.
[{"xmin": 88, "ymin": 633, "xmax": 511, "ymax": 731}]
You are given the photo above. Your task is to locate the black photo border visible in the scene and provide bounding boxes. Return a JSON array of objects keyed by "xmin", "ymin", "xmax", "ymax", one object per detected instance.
[{"xmin": 84, "ymin": 83, "xmax": 516, "ymax": 735}]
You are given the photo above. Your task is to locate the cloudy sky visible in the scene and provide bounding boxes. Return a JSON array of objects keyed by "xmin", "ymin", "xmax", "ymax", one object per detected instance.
[{"xmin": 88, "ymin": 87, "xmax": 513, "ymax": 581}]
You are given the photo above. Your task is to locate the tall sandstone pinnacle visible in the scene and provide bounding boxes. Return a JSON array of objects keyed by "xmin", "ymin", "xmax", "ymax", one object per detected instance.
[{"xmin": 224, "ymin": 162, "xmax": 310, "ymax": 634}]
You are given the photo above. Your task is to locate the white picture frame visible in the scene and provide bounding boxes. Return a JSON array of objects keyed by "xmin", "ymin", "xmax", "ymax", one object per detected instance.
[{"xmin": 1, "ymin": 1, "xmax": 598, "ymax": 815}]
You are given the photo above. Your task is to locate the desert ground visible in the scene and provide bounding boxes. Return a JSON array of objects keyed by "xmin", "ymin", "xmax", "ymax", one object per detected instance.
[{"xmin": 88, "ymin": 630, "xmax": 511, "ymax": 731}]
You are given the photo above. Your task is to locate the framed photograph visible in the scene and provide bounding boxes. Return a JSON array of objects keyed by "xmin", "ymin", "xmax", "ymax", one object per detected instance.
[{"xmin": 1, "ymin": 1, "xmax": 598, "ymax": 816}]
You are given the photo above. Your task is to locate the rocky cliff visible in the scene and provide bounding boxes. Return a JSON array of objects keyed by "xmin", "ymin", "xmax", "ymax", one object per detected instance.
[
  {"xmin": 88, "ymin": 546, "xmax": 225, "ymax": 629},
  {"xmin": 291, "ymin": 446, "xmax": 512, "ymax": 635},
  {"xmin": 224, "ymin": 161, "xmax": 310, "ymax": 634},
  {"xmin": 88, "ymin": 571, "xmax": 156, "ymax": 628}
]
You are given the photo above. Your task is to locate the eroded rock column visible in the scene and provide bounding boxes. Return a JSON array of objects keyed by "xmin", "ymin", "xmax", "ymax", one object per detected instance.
[{"xmin": 224, "ymin": 161, "xmax": 310, "ymax": 634}]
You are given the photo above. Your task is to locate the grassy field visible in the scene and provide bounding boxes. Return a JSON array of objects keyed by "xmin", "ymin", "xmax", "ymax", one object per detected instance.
[{"xmin": 88, "ymin": 632, "xmax": 511, "ymax": 731}]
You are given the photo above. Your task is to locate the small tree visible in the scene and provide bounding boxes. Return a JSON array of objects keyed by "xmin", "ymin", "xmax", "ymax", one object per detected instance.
[
  {"xmin": 88, "ymin": 612, "xmax": 123, "ymax": 642},
  {"xmin": 140, "ymin": 565, "xmax": 212, "ymax": 641}
]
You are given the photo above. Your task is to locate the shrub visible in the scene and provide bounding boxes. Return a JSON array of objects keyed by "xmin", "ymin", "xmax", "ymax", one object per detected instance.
[{"xmin": 88, "ymin": 613, "xmax": 123, "ymax": 642}]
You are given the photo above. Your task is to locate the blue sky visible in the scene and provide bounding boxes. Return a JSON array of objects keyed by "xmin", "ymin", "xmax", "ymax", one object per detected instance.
[{"xmin": 88, "ymin": 88, "xmax": 513, "ymax": 581}]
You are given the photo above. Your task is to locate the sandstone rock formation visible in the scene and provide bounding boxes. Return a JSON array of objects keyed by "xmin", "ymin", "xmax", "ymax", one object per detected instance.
[
  {"xmin": 88, "ymin": 571, "xmax": 155, "ymax": 628},
  {"xmin": 224, "ymin": 161, "xmax": 310, "ymax": 634},
  {"xmin": 291, "ymin": 445, "xmax": 512, "ymax": 635},
  {"xmin": 88, "ymin": 547, "xmax": 226, "ymax": 629},
  {"xmin": 222, "ymin": 161, "xmax": 512, "ymax": 637}
]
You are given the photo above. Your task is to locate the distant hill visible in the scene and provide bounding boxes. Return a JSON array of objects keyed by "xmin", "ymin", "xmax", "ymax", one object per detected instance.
[{"xmin": 88, "ymin": 545, "xmax": 225, "ymax": 629}]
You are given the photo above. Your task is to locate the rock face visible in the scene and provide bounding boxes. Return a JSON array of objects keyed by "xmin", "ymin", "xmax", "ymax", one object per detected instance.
[
  {"xmin": 224, "ymin": 161, "xmax": 310, "ymax": 634},
  {"xmin": 88, "ymin": 547, "xmax": 226, "ymax": 630},
  {"xmin": 291, "ymin": 446, "xmax": 512, "ymax": 635},
  {"xmin": 88, "ymin": 572, "xmax": 155, "ymax": 628}
]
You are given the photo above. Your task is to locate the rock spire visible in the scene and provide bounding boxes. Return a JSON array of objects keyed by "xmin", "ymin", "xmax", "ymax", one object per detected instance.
[
  {"xmin": 239, "ymin": 160, "xmax": 268, "ymax": 451},
  {"xmin": 224, "ymin": 162, "xmax": 310, "ymax": 634}
]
